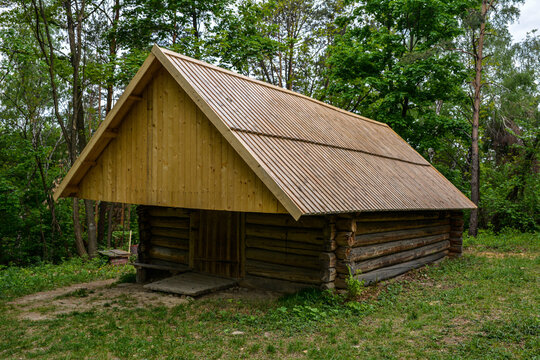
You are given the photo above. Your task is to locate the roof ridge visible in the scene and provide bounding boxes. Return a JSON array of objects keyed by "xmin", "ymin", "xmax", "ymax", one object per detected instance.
[
  {"xmin": 157, "ymin": 46, "xmax": 389, "ymax": 129},
  {"xmin": 230, "ymin": 127, "xmax": 430, "ymax": 166}
]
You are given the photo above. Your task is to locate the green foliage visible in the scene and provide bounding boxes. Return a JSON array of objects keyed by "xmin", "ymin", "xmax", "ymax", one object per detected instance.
[
  {"xmin": 345, "ymin": 268, "xmax": 365, "ymax": 299},
  {"xmin": 211, "ymin": 288, "xmax": 374, "ymax": 333},
  {"xmin": 116, "ymin": 272, "xmax": 137, "ymax": 284},
  {"xmin": 0, "ymin": 130, "xmax": 74, "ymax": 265},
  {"xmin": 480, "ymin": 162, "xmax": 539, "ymax": 232},
  {"xmin": 325, "ymin": 0, "xmax": 469, "ymax": 152},
  {"xmin": 0, "ymin": 257, "xmax": 134, "ymax": 300},
  {"xmin": 463, "ymin": 229, "xmax": 540, "ymax": 252}
]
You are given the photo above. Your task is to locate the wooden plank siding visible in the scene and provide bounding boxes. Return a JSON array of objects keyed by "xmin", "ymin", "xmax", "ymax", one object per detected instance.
[
  {"xmin": 193, "ymin": 210, "xmax": 243, "ymax": 278},
  {"xmin": 77, "ymin": 68, "xmax": 287, "ymax": 214}
]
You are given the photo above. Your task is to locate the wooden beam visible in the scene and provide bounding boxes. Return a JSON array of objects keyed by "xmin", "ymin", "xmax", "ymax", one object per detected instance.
[
  {"xmin": 246, "ymin": 248, "xmax": 320, "ymax": 270},
  {"xmin": 337, "ymin": 240, "xmax": 450, "ymax": 274},
  {"xmin": 335, "ymin": 251, "xmax": 447, "ymax": 287},
  {"xmin": 128, "ymin": 95, "xmax": 143, "ymax": 101},
  {"xmin": 64, "ymin": 185, "xmax": 79, "ymax": 195},
  {"xmin": 239, "ymin": 275, "xmax": 316, "ymax": 293},
  {"xmin": 82, "ymin": 161, "xmax": 97, "ymax": 167},
  {"xmin": 339, "ymin": 224, "xmax": 452, "ymax": 247},
  {"xmin": 245, "ymin": 260, "xmax": 321, "ymax": 284},
  {"xmin": 336, "ymin": 233, "xmax": 449, "ymax": 262},
  {"xmin": 102, "ymin": 129, "xmax": 119, "ymax": 138}
]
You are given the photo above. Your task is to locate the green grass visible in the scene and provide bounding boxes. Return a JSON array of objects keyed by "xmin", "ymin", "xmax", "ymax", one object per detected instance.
[
  {"xmin": 463, "ymin": 229, "xmax": 540, "ymax": 252},
  {"xmin": 0, "ymin": 232, "xmax": 538, "ymax": 359},
  {"xmin": 0, "ymin": 257, "xmax": 134, "ymax": 300}
]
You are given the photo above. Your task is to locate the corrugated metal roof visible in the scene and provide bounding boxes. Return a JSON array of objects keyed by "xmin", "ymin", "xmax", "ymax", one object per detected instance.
[{"xmin": 159, "ymin": 48, "xmax": 475, "ymax": 215}]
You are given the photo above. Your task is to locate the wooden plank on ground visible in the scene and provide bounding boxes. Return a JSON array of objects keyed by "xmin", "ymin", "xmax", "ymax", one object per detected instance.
[{"xmin": 143, "ymin": 272, "xmax": 237, "ymax": 296}]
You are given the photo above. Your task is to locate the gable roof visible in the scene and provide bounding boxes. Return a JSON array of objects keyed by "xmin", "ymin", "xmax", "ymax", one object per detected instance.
[{"xmin": 54, "ymin": 45, "xmax": 475, "ymax": 219}]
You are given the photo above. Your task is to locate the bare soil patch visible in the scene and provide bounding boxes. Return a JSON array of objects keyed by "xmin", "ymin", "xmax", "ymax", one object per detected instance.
[{"xmin": 8, "ymin": 279, "xmax": 281, "ymax": 321}]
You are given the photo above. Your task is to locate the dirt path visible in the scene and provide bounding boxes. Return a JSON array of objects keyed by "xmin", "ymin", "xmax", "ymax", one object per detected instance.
[
  {"xmin": 7, "ymin": 279, "xmax": 280, "ymax": 321},
  {"xmin": 10, "ymin": 279, "xmax": 117, "ymax": 306},
  {"xmin": 8, "ymin": 279, "xmax": 191, "ymax": 321}
]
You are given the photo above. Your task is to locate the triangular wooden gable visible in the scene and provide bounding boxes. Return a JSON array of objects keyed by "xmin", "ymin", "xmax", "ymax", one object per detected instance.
[{"xmin": 56, "ymin": 58, "xmax": 287, "ymax": 214}]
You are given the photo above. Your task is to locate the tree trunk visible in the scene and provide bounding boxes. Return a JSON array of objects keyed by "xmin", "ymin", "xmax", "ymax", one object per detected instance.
[
  {"xmin": 85, "ymin": 199, "xmax": 98, "ymax": 256},
  {"xmin": 73, "ymin": 198, "xmax": 88, "ymax": 257},
  {"xmin": 64, "ymin": 0, "xmax": 99, "ymax": 254},
  {"xmin": 469, "ymin": 0, "xmax": 490, "ymax": 237}
]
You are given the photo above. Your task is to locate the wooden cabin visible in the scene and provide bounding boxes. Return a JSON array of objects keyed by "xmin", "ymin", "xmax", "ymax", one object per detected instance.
[{"xmin": 54, "ymin": 46, "xmax": 475, "ymax": 291}]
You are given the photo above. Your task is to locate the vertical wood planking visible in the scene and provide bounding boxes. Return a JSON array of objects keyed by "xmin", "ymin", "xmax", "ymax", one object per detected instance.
[
  {"xmin": 193, "ymin": 210, "xmax": 242, "ymax": 278},
  {"xmin": 75, "ymin": 69, "xmax": 286, "ymax": 213}
]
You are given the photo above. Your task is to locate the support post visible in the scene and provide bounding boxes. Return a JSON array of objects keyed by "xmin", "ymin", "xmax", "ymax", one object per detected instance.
[{"xmin": 136, "ymin": 205, "xmax": 152, "ymax": 283}]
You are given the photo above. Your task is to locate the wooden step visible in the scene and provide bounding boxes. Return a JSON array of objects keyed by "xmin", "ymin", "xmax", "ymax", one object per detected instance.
[{"xmin": 143, "ymin": 273, "xmax": 237, "ymax": 296}]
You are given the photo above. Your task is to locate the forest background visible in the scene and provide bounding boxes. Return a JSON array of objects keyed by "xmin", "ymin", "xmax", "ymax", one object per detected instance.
[{"xmin": 0, "ymin": 0, "xmax": 538, "ymax": 265}]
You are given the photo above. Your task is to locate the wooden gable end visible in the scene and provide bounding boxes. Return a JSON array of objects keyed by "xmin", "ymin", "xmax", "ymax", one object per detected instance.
[{"xmin": 77, "ymin": 68, "xmax": 287, "ymax": 214}]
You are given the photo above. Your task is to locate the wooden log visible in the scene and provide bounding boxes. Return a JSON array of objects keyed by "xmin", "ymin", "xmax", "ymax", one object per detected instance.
[
  {"xmin": 245, "ymin": 260, "xmax": 321, "ymax": 284},
  {"xmin": 246, "ymin": 248, "xmax": 320, "ymax": 269},
  {"xmin": 137, "ymin": 206, "xmax": 151, "ymax": 263},
  {"xmin": 449, "ymin": 211, "xmax": 464, "ymax": 256},
  {"xmin": 150, "ymin": 227, "xmax": 190, "ymax": 239},
  {"xmin": 449, "ymin": 244, "xmax": 462, "ymax": 251},
  {"xmin": 149, "ymin": 246, "xmax": 188, "ymax": 264},
  {"xmin": 320, "ymin": 282, "xmax": 335, "ymax": 290},
  {"xmin": 150, "ymin": 236, "xmax": 189, "ymax": 250},
  {"xmin": 450, "ymin": 216, "xmax": 464, "ymax": 225},
  {"xmin": 335, "ymin": 251, "xmax": 448, "ymax": 287},
  {"xmin": 449, "ymin": 237, "xmax": 463, "ymax": 245},
  {"xmin": 335, "ymin": 218, "xmax": 356, "ymax": 232},
  {"xmin": 336, "ymin": 233, "xmax": 449, "ymax": 262},
  {"xmin": 245, "ymin": 224, "xmax": 324, "ymax": 245},
  {"xmin": 355, "ymin": 219, "xmax": 450, "ymax": 235},
  {"xmin": 335, "ymin": 231, "xmax": 355, "ymax": 247},
  {"xmin": 239, "ymin": 275, "xmax": 316, "ymax": 293},
  {"xmin": 355, "ymin": 211, "xmax": 443, "ymax": 222},
  {"xmin": 323, "ymin": 223, "xmax": 337, "ymax": 251},
  {"xmin": 337, "ymin": 240, "xmax": 450, "ymax": 274},
  {"xmin": 149, "ymin": 217, "xmax": 190, "ymax": 230},
  {"xmin": 149, "ymin": 258, "xmax": 191, "ymax": 268},
  {"xmin": 320, "ymin": 267, "xmax": 337, "ymax": 282},
  {"xmin": 147, "ymin": 207, "xmax": 191, "ymax": 218},
  {"xmin": 245, "ymin": 213, "xmax": 326, "ymax": 229},
  {"xmin": 340, "ymin": 224, "xmax": 451, "ymax": 247},
  {"xmin": 319, "ymin": 252, "xmax": 336, "ymax": 268},
  {"xmin": 246, "ymin": 236, "xmax": 322, "ymax": 256},
  {"xmin": 132, "ymin": 261, "xmax": 190, "ymax": 272},
  {"xmin": 189, "ymin": 211, "xmax": 200, "ymax": 268}
]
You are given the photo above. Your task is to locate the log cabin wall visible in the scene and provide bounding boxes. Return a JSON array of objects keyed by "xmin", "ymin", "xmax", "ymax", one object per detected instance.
[
  {"xmin": 449, "ymin": 211, "xmax": 464, "ymax": 257},
  {"xmin": 243, "ymin": 213, "xmax": 334, "ymax": 288},
  {"xmin": 137, "ymin": 206, "xmax": 190, "ymax": 268},
  {"xmin": 137, "ymin": 207, "xmax": 462, "ymax": 290},
  {"xmin": 335, "ymin": 211, "xmax": 456, "ymax": 288}
]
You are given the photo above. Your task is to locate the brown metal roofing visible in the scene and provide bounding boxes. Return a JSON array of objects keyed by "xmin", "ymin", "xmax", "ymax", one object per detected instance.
[
  {"xmin": 158, "ymin": 48, "xmax": 475, "ymax": 215},
  {"xmin": 54, "ymin": 46, "xmax": 475, "ymax": 217}
]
